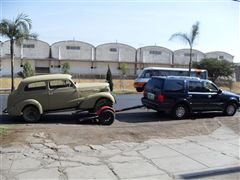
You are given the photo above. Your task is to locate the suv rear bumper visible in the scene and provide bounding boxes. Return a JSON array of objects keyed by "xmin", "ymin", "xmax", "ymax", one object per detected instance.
[{"xmin": 142, "ymin": 97, "xmax": 171, "ymax": 113}]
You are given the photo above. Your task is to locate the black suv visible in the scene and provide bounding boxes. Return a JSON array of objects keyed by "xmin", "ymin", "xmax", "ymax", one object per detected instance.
[{"xmin": 142, "ymin": 76, "xmax": 240, "ymax": 119}]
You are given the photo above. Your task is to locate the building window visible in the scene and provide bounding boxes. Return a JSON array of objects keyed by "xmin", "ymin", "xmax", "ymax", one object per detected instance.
[
  {"xmin": 149, "ymin": 50, "xmax": 161, "ymax": 55},
  {"xmin": 66, "ymin": 46, "xmax": 80, "ymax": 50},
  {"xmin": 218, "ymin": 56, "xmax": 224, "ymax": 60},
  {"xmin": 110, "ymin": 48, "xmax": 117, "ymax": 52},
  {"xmin": 23, "ymin": 44, "xmax": 35, "ymax": 48},
  {"xmin": 184, "ymin": 53, "xmax": 195, "ymax": 57}
]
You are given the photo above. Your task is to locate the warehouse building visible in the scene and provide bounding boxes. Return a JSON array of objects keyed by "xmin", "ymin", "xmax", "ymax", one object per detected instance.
[
  {"xmin": 0, "ymin": 39, "xmax": 235, "ymax": 78},
  {"xmin": 173, "ymin": 49, "xmax": 206, "ymax": 67},
  {"xmin": 205, "ymin": 51, "xmax": 234, "ymax": 62}
]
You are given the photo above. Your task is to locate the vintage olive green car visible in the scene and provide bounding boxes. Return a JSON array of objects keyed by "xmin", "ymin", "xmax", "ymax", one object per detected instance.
[{"xmin": 5, "ymin": 74, "xmax": 115, "ymax": 124}]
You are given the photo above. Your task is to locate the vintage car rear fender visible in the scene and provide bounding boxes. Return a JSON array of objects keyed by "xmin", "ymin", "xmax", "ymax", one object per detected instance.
[
  {"xmin": 8, "ymin": 99, "xmax": 43, "ymax": 116},
  {"xmin": 78, "ymin": 92, "xmax": 115, "ymax": 109}
]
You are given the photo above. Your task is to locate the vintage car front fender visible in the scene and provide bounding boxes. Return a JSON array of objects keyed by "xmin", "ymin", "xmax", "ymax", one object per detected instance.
[
  {"xmin": 8, "ymin": 99, "xmax": 43, "ymax": 116},
  {"xmin": 78, "ymin": 92, "xmax": 115, "ymax": 110}
]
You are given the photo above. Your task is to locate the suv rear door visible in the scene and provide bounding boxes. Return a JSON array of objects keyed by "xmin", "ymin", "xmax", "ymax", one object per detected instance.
[{"xmin": 144, "ymin": 78, "xmax": 164, "ymax": 101}]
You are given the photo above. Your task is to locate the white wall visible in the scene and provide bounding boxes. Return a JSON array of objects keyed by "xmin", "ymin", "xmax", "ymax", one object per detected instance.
[
  {"xmin": 2, "ymin": 39, "xmax": 50, "ymax": 59},
  {"xmin": 205, "ymin": 51, "xmax": 234, "ymax": 62},
  {"xmin": 96, "ymin": 43, "xmax": 136, "ymax": 62},
  {"xmin": 137, "ymin": 46, "xmax": 173, "ymax": 64},
  {"xmin": 174, "ymin": 49, "xmax": 205, "ymax": 65},
  {"xmin": 51, "ymin": 41, "xmax": 94, "ymax": 60}
]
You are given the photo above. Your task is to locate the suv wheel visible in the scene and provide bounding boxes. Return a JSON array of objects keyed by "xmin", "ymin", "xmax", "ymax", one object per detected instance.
[
  {"xmin": 172, "ymin": 104, "xmax": 188, "ymax": 119},
  {"xmin": 99, "ymin": 109, "xmax": 115, "ymax": 125},
  {"xmin": 224, "ymin": 103, "xmax": 237, "ymax": 116},
  {"xmin": 22, "ymin": 106, "xmax": 41, "ymax": 123}
]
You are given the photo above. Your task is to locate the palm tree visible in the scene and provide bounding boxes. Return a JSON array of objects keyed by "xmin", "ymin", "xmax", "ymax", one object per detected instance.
[
  {"xmin": 170, "ymin": 21, "xmax": 200, "ymax": 76},
  {"xmin": 0, "ymin": 13, "xmax": 37, "ymax": 91}
]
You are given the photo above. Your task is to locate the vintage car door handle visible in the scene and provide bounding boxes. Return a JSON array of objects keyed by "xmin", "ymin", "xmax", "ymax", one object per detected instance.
[
  {"xmin": 208, "ymin": 95, "xmax": 212, "ymax": 98},
  {"xmin": 48, "ymin": 91, "xmax": 53, "ymax": 95}
]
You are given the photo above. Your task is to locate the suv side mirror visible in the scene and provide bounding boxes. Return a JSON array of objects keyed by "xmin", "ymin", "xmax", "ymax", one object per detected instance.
[{"xmin": 217, "ymin": 89, "xmax": 222, "ymax": 94}]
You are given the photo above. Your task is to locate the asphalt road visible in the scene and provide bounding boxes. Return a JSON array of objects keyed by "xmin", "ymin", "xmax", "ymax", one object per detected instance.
[
  {"xmin": 0, "ymin": 93, "xmax": 239, "ymax": 124},
  {"xmin": 0, "ymin": 93, "xmax": 142, "ymax": 113}
]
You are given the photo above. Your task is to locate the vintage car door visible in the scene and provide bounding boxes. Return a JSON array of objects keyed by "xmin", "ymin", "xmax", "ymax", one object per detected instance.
[
  {"xmin": 22, "ymin": 81, "xmax": 49, "ymax": 111},
  {"xmin": 48, "ymin": 79, "xmax": 79, "ymax": 110}
]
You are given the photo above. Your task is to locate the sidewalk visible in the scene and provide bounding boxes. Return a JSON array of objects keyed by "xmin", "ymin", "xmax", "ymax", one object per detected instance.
[{"xmin": 1, "ymin": 125, "xmax": 240, "ymax": 180}]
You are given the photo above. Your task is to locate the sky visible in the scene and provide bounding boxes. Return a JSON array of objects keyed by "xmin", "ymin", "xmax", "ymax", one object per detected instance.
[{"xmin": 1, "ymin": 0, "xmax": 239, "ymax": 62}]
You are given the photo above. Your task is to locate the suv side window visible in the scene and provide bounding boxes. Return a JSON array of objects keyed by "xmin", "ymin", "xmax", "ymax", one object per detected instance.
[
  {"xmin": 145, "ymin": 78, "xmax": 163, "ymax": 90},
  {"xmin": 24, "ymin": 81, "xmax": 46, "ymax": 91},
  {"xmin": 189, "ymin": 81, "xmax": 205, "ymax": 92},
  {"xmin": 49, "ymin": 80, "xmax": 74, "ymax": 89},
  {"xmin": 164, "ymin": 80, "xmax": 184, "ymax": 93},
  {"xmin": 203, "ymin": 81, "xmax": 218, "ymax": 92}
]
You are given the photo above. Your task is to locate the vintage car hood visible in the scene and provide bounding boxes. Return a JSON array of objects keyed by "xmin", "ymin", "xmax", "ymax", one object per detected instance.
[{"xmin": 76, "ymin": 83, "xmax": 110, "ymax": 92}]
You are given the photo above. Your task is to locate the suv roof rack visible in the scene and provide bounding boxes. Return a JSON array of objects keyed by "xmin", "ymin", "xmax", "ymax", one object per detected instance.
[{"xmin": 166, "ymin": 76, "xmax": 201, "ymax": 80}]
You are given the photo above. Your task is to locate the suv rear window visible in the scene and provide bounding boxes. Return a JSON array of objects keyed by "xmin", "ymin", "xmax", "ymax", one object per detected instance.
[
  {"xmin": 164, "ymin": 79, "xmax": 184, "ymax": 93},
  {"xmin": 145, "ymin": 78, "xmax": 163, "ymax": 90}
]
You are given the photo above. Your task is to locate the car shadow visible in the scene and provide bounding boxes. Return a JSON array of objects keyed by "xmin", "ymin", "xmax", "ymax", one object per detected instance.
[
  {"xmin": 0, "ymin": 111, "xmax": 226, "ymax": 125},
  {"xmin": 116, "ymin": 110, "xmax": 225, "ymax": 123},
  {"xmin": 0, "ymin": 113, "xmax": 99, "ymax": 125}
]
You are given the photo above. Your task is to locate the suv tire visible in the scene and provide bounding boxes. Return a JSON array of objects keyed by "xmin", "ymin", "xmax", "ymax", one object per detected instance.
[
  {"xmin": 22, "ymin": 106, "xmax": 41, "ymax": 123},
  {"xmin": 172, "ymin": 104, "xmax": 188, "ymax": 120},
  {"xmin": 224, "ymin": 103, "xmax": 237, "ymax": 116}
]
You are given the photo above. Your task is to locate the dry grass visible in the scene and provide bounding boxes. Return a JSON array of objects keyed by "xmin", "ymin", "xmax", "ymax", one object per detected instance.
[
  {"xmin": 1, "ymin": 77, "xmax": 240, "ymax": 93},
  {"xmin": 0, "ymin": 77, "xmax": 135, "ymax": 91}
]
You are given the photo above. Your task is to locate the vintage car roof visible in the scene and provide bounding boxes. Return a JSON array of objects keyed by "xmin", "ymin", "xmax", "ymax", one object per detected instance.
[{"xmin": 21, "ymin": 74, "xmax": 72, "ymax": 83}]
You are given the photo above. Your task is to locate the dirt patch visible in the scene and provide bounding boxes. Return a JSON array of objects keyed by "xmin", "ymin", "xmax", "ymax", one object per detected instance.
[{"xmin": 2, "ymin": 115, "xmax": 239, "ymax": 147}]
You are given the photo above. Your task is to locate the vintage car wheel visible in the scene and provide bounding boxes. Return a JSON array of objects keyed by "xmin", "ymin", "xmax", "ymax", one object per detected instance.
[
  {"xmin": 22, "ymin": 106, "xmax": 41, "ymax": 123},
  {"xmin": 224, "ymin": 103, "xmax": 237, "ymax": 116},
  {"xmin": 99, "ymin": 109, "xmax": 115, "ymax": 125},
  {"xmin": 95, "ymin": 98, "xmax": 113, "ymax": 111}
]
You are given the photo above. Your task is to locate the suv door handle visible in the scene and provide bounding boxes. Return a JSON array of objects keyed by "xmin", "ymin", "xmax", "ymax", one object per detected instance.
[{"xmin": 208, "ymin": 95, "xmax": 212, "ymax": 98}]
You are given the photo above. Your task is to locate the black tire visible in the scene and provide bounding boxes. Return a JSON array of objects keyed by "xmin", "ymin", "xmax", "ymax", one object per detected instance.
[
  {"xmin": 172, "ymin": 104, "xmax": 188, "ymax": 120},
  {"xmin": 224, "ymin": 103, "xmax": 237, "ymax": 116},
  {"xmin": 94, "ymin": 98, "xmax": 113, "ymax": 111},
  {"xmin": 136, "ymin": 87, "xmax": 143, "ymax": 92},
  {"xmin": 99, "ymin": 109, "xmax": 115, "ymax": 125},
  {"xmin": 22, "ymin": 106, "xmax": 41, "ymax": 123}
]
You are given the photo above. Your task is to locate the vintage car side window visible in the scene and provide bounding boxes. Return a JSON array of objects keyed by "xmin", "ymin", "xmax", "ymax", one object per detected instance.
[
  {"xmin": 49, "ymin": 80, "xmax": 73, "ymax": 89},
  {"xmin": 25, "ymin": 81, "xmax": 46, "ymax": 91}
]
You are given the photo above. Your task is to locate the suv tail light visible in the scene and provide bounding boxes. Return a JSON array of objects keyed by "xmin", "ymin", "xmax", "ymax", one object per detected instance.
[
  {"xmin": 157, "ymin": 94, "xmax": 164, "ymax": 103},
  {"xmin": 143, "ymin": 91, "xmax": 147, "ymax": 97}
]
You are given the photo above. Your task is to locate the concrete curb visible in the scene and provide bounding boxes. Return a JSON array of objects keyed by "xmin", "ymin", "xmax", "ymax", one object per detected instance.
[{"xmin": 175, "ymin": 165, "xmax": 240, "ymax": 179}]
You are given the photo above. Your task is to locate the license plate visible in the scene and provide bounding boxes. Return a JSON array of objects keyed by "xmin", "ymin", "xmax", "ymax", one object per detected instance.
[{"xmin": 147, "ymin": 93, "xmax": 155, "ymax": 100}]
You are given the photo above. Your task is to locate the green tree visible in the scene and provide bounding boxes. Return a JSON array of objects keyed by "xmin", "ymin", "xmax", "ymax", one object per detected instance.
[
  {"xmin": 119, "ymin": 63, "xmax": 128, "ymax": 91},
  {"xmin": 119, "ymin": 63, "xmax": 128, "ymax": 77},
  {"xmin": 17, "ymin": 61, "xmax": 34, "ymax": 78},
  {"xmin": 170, "ymin": 21, "xmax": 200, "ymax": 76},
  {"xmin": 106, "ymin": 65, "xmax": 113, "ymax": 91},
  {"xmin": 62, "ymin": 62, "xmax": 70, "ymax": 74},
  {"xmin": 193, "ymin": 58, "xmax": 235, "ymax": 82},
  {"xmin": 0, "ymin": 13, "xmax": 37, "ymax": 91}
]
